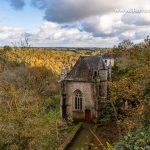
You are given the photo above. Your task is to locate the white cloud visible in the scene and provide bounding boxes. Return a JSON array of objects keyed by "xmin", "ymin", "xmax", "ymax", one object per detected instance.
[
  {"xmin": 1, "ymin": 19, "xmax": 150, "ymax": 47},
  {"xmin": 32, "ymin": 0, "xmax": 138, "ymax": 23},
  {"xmin": 0, "ymin": 22, "xmax": 93, "ymax": 47},
  {"xmin": 3, "ymin": 0, "xmax": 150, "ymax": 47},
  {"xmin": 81, "ymin": 14, "xmax": 122, "ymax": 36},
  {"xmin": 0, "ymin": 26, "xmax": 26, "ymax": 44},
  {"xmin": 0, "ymin": 26, "xmax": 24, "ymax": 33},
  {"xmin": 32, "ymin": 21, "xmax": 93, "ymax": 44},
  {"xmin": 121, "ymin": 13, "xmax": 150, "ymax": 26}
]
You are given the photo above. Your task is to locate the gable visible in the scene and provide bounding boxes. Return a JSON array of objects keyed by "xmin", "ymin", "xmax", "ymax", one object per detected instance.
[
  {"xmin": 66, "ymin": 57, "xmax": 90, "ymax": 81},
  {"xmin": 65, "ymin": 56, "xmax": 107, "ymax": 81}
]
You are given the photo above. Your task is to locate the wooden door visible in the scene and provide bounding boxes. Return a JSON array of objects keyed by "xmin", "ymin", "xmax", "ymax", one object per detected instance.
[{"xmin": 85, "ymin": 109, "xmax": 91, "ymax": 121}]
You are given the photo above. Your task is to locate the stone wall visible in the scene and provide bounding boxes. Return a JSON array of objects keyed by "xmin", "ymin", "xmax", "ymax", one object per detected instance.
[
  {"xmin": 99, "ymin": 69, "xmax": 108, "ymax": 81},
  {"xmin": 65, "ymin": 81, "xmax": 95, "ymax": 120},
  {"xmin": 103, "ymin": 58, "xmax": 114, "ymax": 67},
  {"xmin": 60, "ymin": 63, "xmax": 108, "ymax": 121}
]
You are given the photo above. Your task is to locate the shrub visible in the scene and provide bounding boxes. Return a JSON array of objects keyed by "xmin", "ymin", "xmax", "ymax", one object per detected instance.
[
  {"xmin": 3, "ymin": 45, "xmax": 12, "ymax": 51},
  {"xmin": 115, "ymin": 122, "xmax": 150, "ymax": 150}
]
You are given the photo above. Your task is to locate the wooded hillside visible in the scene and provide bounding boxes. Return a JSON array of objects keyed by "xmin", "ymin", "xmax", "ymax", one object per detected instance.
[{"xmin": 0, "ymin": 38, "xmax": 149, "ymax": 149}]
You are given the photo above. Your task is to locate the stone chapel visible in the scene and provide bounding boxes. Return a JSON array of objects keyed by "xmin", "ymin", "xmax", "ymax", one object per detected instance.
[{"xmin": 60, "ymin": 55, "xmax": 113, "ymax": 121}]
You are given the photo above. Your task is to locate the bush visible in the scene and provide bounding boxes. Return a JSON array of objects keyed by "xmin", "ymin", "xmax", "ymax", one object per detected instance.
[
  {"xmin": 115, "ymin": 123, "xmax": 150, "ymax": 150},
  {"xmin": 3, "ymin": 45, "xmax": 12, "ymax": 51}
]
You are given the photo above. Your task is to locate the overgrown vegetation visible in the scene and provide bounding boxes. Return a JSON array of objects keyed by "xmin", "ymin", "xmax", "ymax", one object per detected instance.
[
  {"xmin": 0, "ymin": 47, "xmax": 93, "ymax": 149},
  {"xmin": 0, "ymin": 36, "xmax": 149, "ymax": 149},
  {"xmin": 110, "ymin": 37, "xmax": 150, "ymax": 150},
  {"xmin": 93, "ymin": 37, "xmax": 150, "ymax": 150}
]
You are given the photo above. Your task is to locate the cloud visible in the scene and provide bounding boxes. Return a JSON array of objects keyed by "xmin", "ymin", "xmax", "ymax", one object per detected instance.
[
  {"xmin": 2, "ymin": 0, "xmax": 150, "ymax": 47},
  {"xmin": 1, "ymin": 20, "xmax": 149, "ymax": 47},
  {"xmin": 0, "ymin": 26, "xmax": 24, "ymax": 33},
  {"xmin": 81, "ymin": 15, "xmax": 116, "ymax": 37},
  {"xmin": 31, "ymin": 21, "xmax": 93, "ymax": 43},
  {"xmin": 1, "ymin": 21, "xmax": 118, "ymax": 47},
  {"xmin": 118, "ymin": 31, "xmax": 135, "ymax": 41},
  {"xmin": 121, "ymin": 13, "xmax": 150, "ymax": 26},
  {"xmin": 0, "ymin": 26, "xmax": 25, "ymax": 45},
  {"xmin": 1, "ymin": 22, "xmax": 150, "ymax": 47},
  {"xmin": 31, "ymin": 0, "xmax": 137, "ymax": 23},
  {"xmin": 81, "ymin": 14, "xmax": 136, "ymax": 38},
  {"xmin": 7, "ymin": 0, "xmax": 148, "ymax": 24},
  {"xmin": 0, "ymin": 22, "xmax": 95, "ymax": 47},
  {"xmin": 134, "ymin": 29, "xmax": 150, "ymax": 40},
  {"xmin": 8, "ymin": 0, "xmax": 25, "ymax": 10}
]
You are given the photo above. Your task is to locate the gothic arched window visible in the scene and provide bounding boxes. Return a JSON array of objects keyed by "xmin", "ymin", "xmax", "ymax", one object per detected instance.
[{"xmin": 74, "ymin": 90, "xmax": 82, "ymax": 110}]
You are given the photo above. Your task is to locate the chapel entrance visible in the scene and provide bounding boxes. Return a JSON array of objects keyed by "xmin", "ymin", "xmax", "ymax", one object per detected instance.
[{"xmin": 85, "ymin": 109, "xmax": 91, "ymax": 121}]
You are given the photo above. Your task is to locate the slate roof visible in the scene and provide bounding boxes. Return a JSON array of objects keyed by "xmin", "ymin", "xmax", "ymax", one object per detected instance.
[
  {"xmin": 84, "ymin": 56, "xmax": 107, "ymax": 70},
  {"xmin": 65, "ymin": 56, "xmax": 107, "ymax": 81}
]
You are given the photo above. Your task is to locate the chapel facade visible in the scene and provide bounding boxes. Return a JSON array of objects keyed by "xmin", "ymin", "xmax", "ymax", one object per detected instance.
[{"xmin": 60, "ymin": 55, "xmax": 112, "ymax": 121}]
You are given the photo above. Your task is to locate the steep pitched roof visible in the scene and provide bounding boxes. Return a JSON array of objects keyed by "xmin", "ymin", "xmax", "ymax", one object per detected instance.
[
  {"xmin": 65, "ymin": 56, "xmax": 107, "ymax": 81},
  {"xmin": 83, "ymin": 56, "xmax": 107, "ymax": 70}
]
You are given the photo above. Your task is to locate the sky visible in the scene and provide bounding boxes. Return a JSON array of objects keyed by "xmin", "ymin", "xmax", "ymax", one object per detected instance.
[{"xmin": 0, "ymin": 0, "xmax": 150, "ymax": 47}]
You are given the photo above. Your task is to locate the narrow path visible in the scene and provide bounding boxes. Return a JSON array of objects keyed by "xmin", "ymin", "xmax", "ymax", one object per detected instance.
[
  {"xmin": 66, "ymin": 122, "xmax": 119, "ymax": 150},
  {"xmin": 66, "ymin": 122, "xmax": 98, "ymax": 150}
]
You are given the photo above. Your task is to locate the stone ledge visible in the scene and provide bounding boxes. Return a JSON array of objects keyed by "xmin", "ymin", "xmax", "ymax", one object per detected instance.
[{"xmin": 59, "ymin": 122, "xmax": 83, "ymax": 150}]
